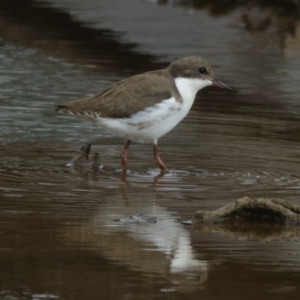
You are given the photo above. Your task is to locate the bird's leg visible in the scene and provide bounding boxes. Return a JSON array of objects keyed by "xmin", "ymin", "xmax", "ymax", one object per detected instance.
[
  {"xmin": 153, "ymin": 142, "xmax": 168, "ymax": 173},
  {"xmin": 120, "ymin": 140, "xmax": 131, "ymax": 171}
]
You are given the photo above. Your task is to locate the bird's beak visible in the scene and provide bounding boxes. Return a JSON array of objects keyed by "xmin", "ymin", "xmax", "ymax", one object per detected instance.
[{"xmin": 212, "ymin": 78, "xmax": 233, "ymax": 92}]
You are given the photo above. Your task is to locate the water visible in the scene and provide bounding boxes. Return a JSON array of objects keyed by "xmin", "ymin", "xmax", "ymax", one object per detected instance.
[{"xmin": 1, "ymin": 1, "xmax": 300, "ymax": 299}]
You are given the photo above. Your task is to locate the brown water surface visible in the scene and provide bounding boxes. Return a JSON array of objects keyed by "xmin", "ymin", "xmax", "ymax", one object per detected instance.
[{"xmin": 1, "ymin": 1, "xmax": 300, "ymax": 299}]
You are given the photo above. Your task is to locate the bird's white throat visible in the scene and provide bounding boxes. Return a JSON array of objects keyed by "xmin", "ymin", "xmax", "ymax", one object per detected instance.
[{"xmin": 174, "ymin": 77, "xmax": 212, "ymax": 103}]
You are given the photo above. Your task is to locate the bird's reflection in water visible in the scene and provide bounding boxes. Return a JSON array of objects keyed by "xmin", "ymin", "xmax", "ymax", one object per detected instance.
[
  {"xmin": 65, "ymin": 146, "xmax": 209, "ymax": 292},
  {"xmin": 66, "ymin": 184, "xmax": 209, "ymax": 292}
]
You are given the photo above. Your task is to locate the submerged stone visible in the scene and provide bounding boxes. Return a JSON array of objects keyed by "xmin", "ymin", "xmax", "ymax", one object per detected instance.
[{"xmin": 119, "ymin": 213, "xmax": 158, "ymax": 224}]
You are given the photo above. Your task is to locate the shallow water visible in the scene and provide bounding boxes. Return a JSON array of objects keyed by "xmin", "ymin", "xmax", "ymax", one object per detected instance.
[{"xmin": 1, "ymin": 1, "xmax": 300, "ymax": 299}]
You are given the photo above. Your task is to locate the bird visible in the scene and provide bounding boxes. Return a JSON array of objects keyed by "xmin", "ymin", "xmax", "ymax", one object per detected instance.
[{"xmin": 54, "ymin": 56, "xmax": 232, "ymax": 173}]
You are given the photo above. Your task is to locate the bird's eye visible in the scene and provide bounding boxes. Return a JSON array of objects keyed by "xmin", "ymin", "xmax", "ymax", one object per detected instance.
[{"xmin": 199, "ymin": 67, "xmax": 207, "ymax": 74}]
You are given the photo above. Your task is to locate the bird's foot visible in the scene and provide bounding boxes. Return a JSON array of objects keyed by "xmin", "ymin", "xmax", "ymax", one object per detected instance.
[{"xmin": 154, "ymin": 157, "xmax": 168, "ymax": 174}]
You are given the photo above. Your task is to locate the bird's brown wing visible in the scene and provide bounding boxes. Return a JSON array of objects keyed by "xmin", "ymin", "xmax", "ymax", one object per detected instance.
[{"xmin": 54, "ymin": 70, "xmax": 176, "ymax": 118}]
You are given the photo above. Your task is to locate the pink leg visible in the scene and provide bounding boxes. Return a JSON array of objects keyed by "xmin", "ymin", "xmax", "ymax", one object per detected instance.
[
  {"xmin": 153, "ymin": 143, "xmax": 168, "ymax": 173},
  {"xmin": 120, "ymin": 140, "xmax": 131, "ymax": 171}
]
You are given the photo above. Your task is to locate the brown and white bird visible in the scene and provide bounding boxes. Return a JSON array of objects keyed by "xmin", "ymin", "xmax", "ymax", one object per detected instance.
[{"xmin": 54, "ymin": 56, "xmax": 232, "ymax": 173}]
